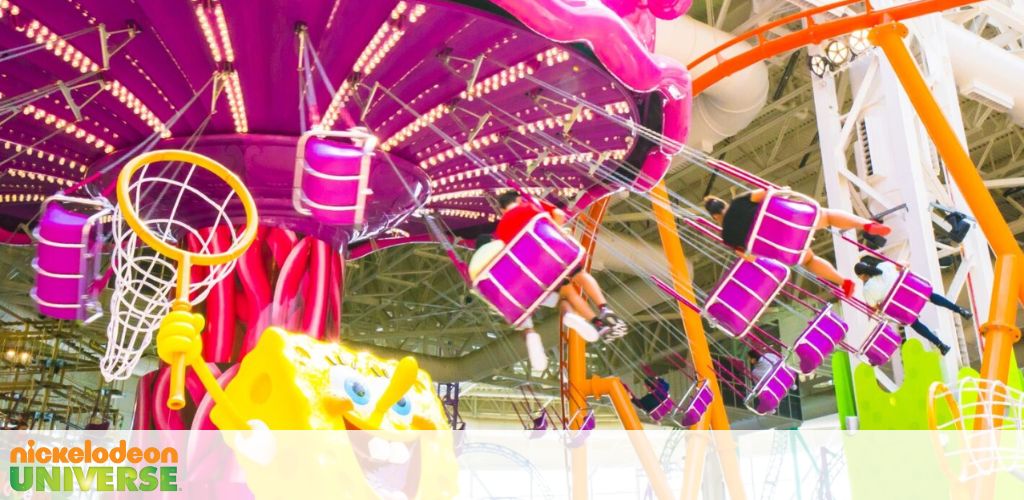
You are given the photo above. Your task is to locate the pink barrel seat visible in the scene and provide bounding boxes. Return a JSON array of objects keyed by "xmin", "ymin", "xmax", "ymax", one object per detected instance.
[
  {"xmin": 878, "ymin": 269, "xmax": 931, "ymax": 326},
  {"xmin": 293, "ymin": 131, "xmax": 375, "ymax": 227},
  {"xmin": 745, "ymin": 361, "xmax": 797, "ymax": 415},
  {"xmin": 31, "ymin": 198, "xmax": 109, "ymax": 321},
  {"xmin": 676, "ymin": 380, "xmax": 713, "ymax": 427},
  {"xmin": 472, "ymin": 214, "xmax": 584, "ymax": 327},
  {"xmin": 705, "ymin": 256, "xmax": 790, "ymax": 338},
  {"xmin": 745, "ymin": 190, "xmax": 820, "ymax": 266},
  {"xmin": 860, "ymin": 321, "xmax": 902, "ymax": 366},
  {"xmin": 791, "ymin": 305, "xmax": 849, "ymax": 374}
]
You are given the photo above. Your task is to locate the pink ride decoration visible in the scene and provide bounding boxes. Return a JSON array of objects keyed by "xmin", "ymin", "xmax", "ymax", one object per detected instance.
[
  {"xmin": 745, "ymin": 360, "xmax": 797, "ymax": 416},
  {"xmin": 293, "ymin": 129, "xmax": 377, "ymax": 227},
  {"xmin": 472, "ymin": 213, "xmax": 585, "ymax": 327},
  {"xmin": 31, "ymin": 195, "xmax": 111, "ymax": 322},
  {"xmin": 704, "ymin": 256, "xmax": 790, "ymax": 338},
  {"xmin": 490, "ymin": 0, "xmax": 692, "ymax": 192},
  {"xmin": 791, "ymin": 305, "xmax": 848, "ymax": 375}
]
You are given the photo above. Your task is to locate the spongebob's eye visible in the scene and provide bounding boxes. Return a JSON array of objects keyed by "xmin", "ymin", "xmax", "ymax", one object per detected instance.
[
  {"xmin": 344, "ymin": 379, "xmax": 371, "ymax": 406},
  {"xmin": 392, "ymin": 397, "xmax": 412, "ymax": 416}
]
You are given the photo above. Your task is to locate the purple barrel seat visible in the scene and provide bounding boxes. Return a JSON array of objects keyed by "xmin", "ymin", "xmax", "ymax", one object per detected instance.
[
  {"xmin": 472, "ymin": 214, "xmax": 585, "ymax": 327},
  {"xmin": 791, "ymin": 305, "xmax": 849, "ymax": 374},
  {"xmin": 861, "ymin": 321, "xmax": 902, "ymax": 366},
  {"xmin": 31, "ymin": 199, "xmax": 108, "ymax": 321},
  {"xmin": 677, "ymin": 380, "xmax": 714, "ymax": 427},
  {"xmin": 294, "ymin": 133, "xmax": 375, "ymax": 226},
  {"xmin": 878, "ymin": 269, "xmax": 932, "ymax": 326},
  {"xmin": 746, "ymin": 190, "xmax": 820, "ymax": 266},
  {"xmin": 705, "ymin": 257, "xmax": 790, "ymax": 338},
  {"xmin": 745, "ymin": 361, "xmax": 797, "ymax": 415},
  {"xmin": 529, "ymin": 411, "xmax": 549, "ymax": 439},
  {"xmin": 647, "ymin": 395, "xmax": 676, "ymax": 422},
  {"xmin": 565, "ymin": 410, "xmax": 596, "ymax": 448}
]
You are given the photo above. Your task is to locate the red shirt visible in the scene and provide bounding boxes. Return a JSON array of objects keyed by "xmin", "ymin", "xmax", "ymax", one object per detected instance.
[{"xmin": 494, "ymin": 200, "xmax": 559, "ymax": 243}]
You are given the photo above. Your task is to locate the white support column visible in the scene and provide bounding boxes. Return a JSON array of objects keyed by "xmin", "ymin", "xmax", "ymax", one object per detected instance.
[
  {"xmin": 904, "ymin": 15, "xmax": 995, "ymax": 359},
  {"xmin": 846, "ymin": 47, "xmax": 962, "ymax": 382},
  {"xmin": 806, "ymin": 9, "xmax": 999, "ymax": 384},
  {"xmin": 807, "ymin": 45, "xmax": 878, "ymax": 395}
]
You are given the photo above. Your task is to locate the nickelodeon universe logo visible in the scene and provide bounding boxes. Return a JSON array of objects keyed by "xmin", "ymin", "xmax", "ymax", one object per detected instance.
[{"xmin": 8, "ymin": 440, "xmax": 179, "ymax": 492}]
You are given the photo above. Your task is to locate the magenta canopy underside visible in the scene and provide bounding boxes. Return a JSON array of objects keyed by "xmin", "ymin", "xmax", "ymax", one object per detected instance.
[{"xmin": 0, "ymin": 0, "xmax": 671, "ymax": 251}]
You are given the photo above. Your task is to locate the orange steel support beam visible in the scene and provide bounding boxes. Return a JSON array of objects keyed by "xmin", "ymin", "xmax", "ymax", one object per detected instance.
[
  {"xmin": 650, "ymin": 181, "xmax": 748, "ymax": 500},
  {"xmin": 689, "ymin": 0, "xmax": 981, "ymax": 94},
  {"xmin": 566, "ymin": 198, "xmax": 673, "ymax": 500},
  {"xmin": 869, "ymin": 23, "xmax": 1023, "ymax": 395},
  {"xmin": 650, "ymin": 182, "xmax": 729, "ymax": 430}
]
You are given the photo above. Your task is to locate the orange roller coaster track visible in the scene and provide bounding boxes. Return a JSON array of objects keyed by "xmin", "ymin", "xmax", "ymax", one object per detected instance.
[{"xmin": 689, "ymin": 0, "xmax": 981, "ymax": 94}]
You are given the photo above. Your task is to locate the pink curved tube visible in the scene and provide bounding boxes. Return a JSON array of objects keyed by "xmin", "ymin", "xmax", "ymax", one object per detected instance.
[
  {"xmin": 201, "ymin": 227, "xmax": 236, "ymax": 362},
  {"xmin": 190, "ymin": 364, "xmax": 239, "ymax": 432},
  {"xmin": 236, "ymin": 290, "xmax": 251, "ymax": 324},
  {"xmin": 648, "ymin": 0, "xmax": 691, "ymax": 19},
  {"xmin": 266, "ymin": 228, "xmax": 298, "ymax": 269},
  {"xmin": 272, "ymin": 236, "xmax": 312, "ymax": 328},
  {"xmin": 492, "ymin": 0, "xmax": 691, "ymax": 191},
  {"xmin": 302, "ymin": 238, "xmax": 330, "ymax": 340},
  {"xmin": 327, "ymin": 250, "xmax": 344, "ymax": 340},
  {"xmin": 238, "ymin": 230, "xmax": 273, "ymax": 357},
  {"xmin": 185, "ymin": 363, "xmax": 222, "ymax": 406},
  {"xmin": 152, "ymin": 368, "xmax": 185, "ymax": 430},
  {"xmin": 185, "ymin": 234, "xmax": 211, "ymax": 303},
  {"xmin": 0, "ymin": 226, "xmax": 31, "ymax": 245},
  {"xmin": 187, "ymin": 365, "xmax": 240, "ymax": 482}
]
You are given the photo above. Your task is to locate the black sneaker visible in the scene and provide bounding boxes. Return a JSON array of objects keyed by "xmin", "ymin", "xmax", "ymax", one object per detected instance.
[
  {"xmin": 956, "ymin": 307, "xmax": 973, "ymax": 320},
  {"xmin": 591, "ymin": 318, "xmax": 612, "ymax": 340},
  {"xmin": 599, "ymin": 307, "xmax": 628, "ymax": 339},
  {"xmin": 939, "ymin": 344, "xmax": 951, "ymax": 356}
]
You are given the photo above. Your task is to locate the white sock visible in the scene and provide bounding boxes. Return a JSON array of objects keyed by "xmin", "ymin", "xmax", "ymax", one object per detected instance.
[
  {"xmin": 525, "ymin": 331, "xmax": 548, "ymax": 375},
  {"xmin": 563, "ymin": 312, "xmax": 599, "ymax": 342}
]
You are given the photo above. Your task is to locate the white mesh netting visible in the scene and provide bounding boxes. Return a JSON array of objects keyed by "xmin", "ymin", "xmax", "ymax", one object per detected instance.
[{"xmin": 100, "ymin": 159, "xmax": 247, "ymax": 381}]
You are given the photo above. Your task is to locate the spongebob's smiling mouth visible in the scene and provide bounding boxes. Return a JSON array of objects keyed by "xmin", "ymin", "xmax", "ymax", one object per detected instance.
[{"xmin": 344, "ymin": 416, "xmax": 423, "ymax": 500}]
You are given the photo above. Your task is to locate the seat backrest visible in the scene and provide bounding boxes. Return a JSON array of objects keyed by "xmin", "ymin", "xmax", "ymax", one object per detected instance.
[
  {"xmin": 879, "ymin": 269, "xmax": 932, "ymax": 326},
  {"xmin": 705, "ymin": 257, "xmax": 790, "ymax": 338},
  {"xmin": 746, "ymin": 190, "xmax": 819, "ymax": 266},
  {"xmin": 472, "ymin": 214, "xmax": 584, "ymax": 326}
]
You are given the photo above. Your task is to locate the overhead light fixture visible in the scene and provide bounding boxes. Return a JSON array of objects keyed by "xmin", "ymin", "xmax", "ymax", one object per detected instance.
[
  {"xmin": 848, "ymin": 30, "xmax": 870, "ymax": 55},
  {"xmin": 824, "ymin": 40, "xmax": 852, "ymax": 66},
  {"xmin": 808, "ymin": 55, "xmax": 831, "ymax": 78}
]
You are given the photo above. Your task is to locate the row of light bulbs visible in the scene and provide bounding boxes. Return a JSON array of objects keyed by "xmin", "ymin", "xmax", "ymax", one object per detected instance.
[
  {"xmin": 2, "ymin": 139, "xmax": 85, "ymax": 173},
  {"xmin": 0, "ymin": 193, "xmax": 46, "ymax": 204},
  {"xmin": 430, "ymin": 163, "xmax": 509, "ymax": 189},
  {"xmin": 380, "ymin": 48, "xmax": 569, "ymax": 152},
  {"xmin": 194, "ymin": 2, "xmax": 236, "ymax": 63},
  {"xmin": 17, "ymin": 5, "xmax": 169, "ymax": 145},
  {"xmin": 223, "ymin": 71, "xmax": 248, "ymax": 134},
  {"xmin": 194, "ymin": 1, "xmax": 248, "ymax": 133},
  {"xmin": 105, "ymin": 81, "xmax": 170, "ymax": 138},
  {"xmin": 0, "ymin": 1, "xmax": 21, "ymax": 17},
  {"xmin": 318, "ymin": 2, "xmax": 425, "ymax": 131},
  {"xmin": 22, "ymin": 104, "xmax": 115, "ymax": 154},
  {"xmin": 6, "ymin": 168, "xmax": 75, "ymax": 187}
]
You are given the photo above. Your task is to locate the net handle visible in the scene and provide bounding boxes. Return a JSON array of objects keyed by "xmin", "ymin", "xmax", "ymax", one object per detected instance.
[{"xmin": 116, "ymin": 149, "xmax": 259, "ymax": 267}]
